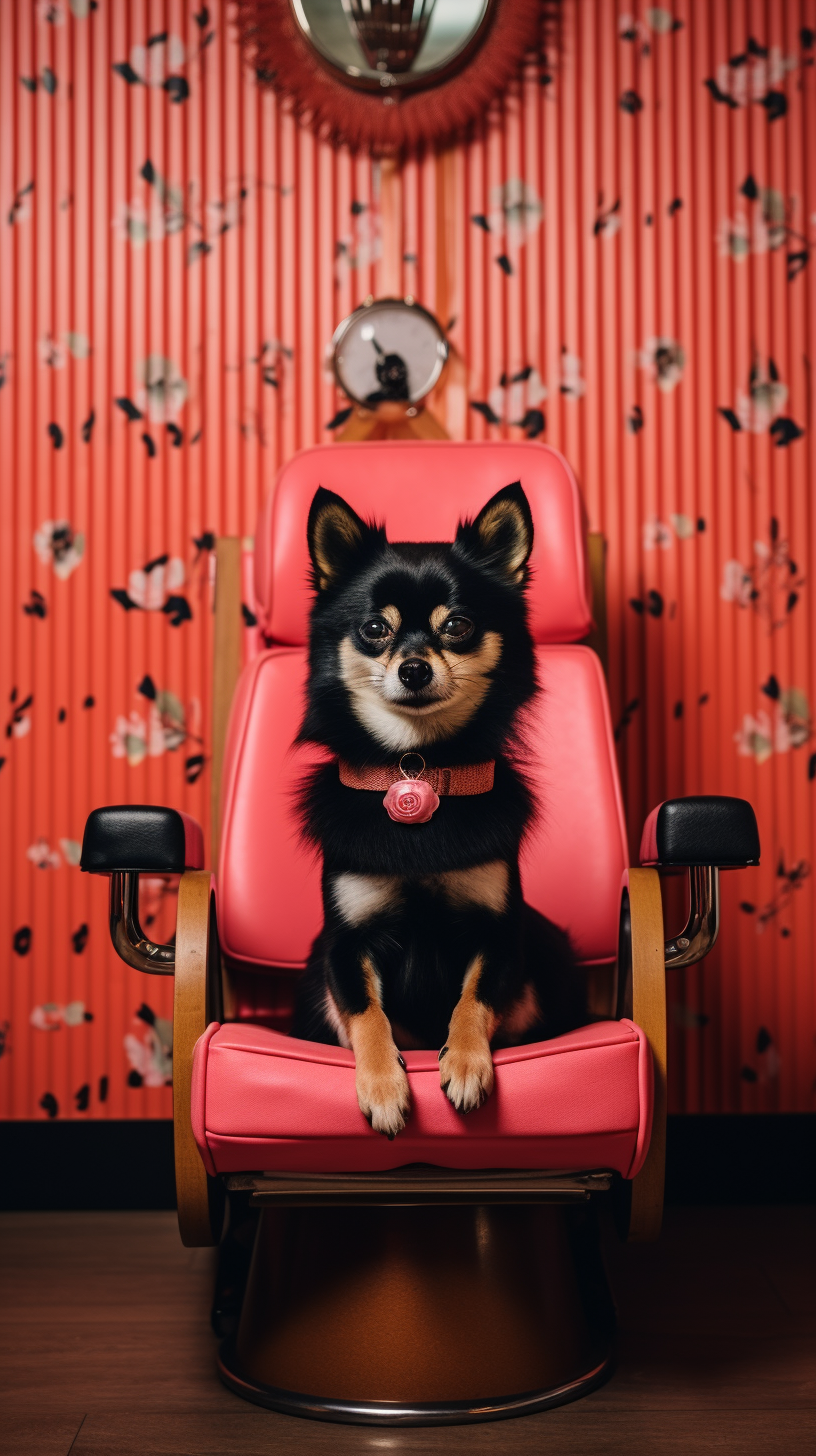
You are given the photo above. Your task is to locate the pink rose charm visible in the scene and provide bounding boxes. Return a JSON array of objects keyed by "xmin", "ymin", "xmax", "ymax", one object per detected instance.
[{"xmin": 383, "ymin": 778, "xmax": 440, "ymax": 824}]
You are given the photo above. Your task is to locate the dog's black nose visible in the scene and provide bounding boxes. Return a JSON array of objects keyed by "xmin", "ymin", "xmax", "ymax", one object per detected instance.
[{"xmin": 398, "ymin": 658, "xmax": 433, "ymax": 691}]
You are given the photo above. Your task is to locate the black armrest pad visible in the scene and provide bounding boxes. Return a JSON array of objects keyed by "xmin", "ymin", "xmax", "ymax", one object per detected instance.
[
  {"xmin": 81, "ymin": 805, "xmax": 205, "ymax": 874},
  {"xmin": 640, "ymin": 796, "xmax": 760, "ymax": 868}
]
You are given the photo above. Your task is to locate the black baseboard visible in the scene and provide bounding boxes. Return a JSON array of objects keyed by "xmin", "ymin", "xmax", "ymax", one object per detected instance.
[
  {"xmin": 1, "ymin": 1115, "xmax": 813, "ymax": 1211},
  {"xmin": 664, "ymin": 1114, "xmax": 816, "ymax": 1205},
  {"xmin": 0, "ymin": 1119, "xmax": 176, "ymax": 1210}
]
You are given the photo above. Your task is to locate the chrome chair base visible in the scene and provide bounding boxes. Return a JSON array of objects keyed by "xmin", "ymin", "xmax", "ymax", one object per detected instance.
[
  {"xmin": 216, "ymin": 1201, "xmax": 615, "ymax": 1425},
  {"xmin": 217, "ymin": 1344, "xmax": 614, "ymax": 1425}
]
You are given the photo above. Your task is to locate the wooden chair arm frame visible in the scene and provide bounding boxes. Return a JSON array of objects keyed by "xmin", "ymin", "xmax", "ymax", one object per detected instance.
[
  {"xmin": 172, "ymin": 537, "xmax": 242, "ymax": 1245},
  {"xmin": 211, "ymin": 538, "xmax": 245, "ymax": 869},
  {"xmin": 174, "ymin": 871, "xmax": 225, "ymax": 1247},
  {"xmin": 616, "ymin": 868, "xmax": 667, "ymax": 1242}
]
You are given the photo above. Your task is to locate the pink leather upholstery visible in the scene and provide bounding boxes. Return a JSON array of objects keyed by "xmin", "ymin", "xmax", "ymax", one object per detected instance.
[
  {"xmin": 209, "ymin": 441, "xmax": 650, "ymax": 1184},
  {"xmin": 180, "ymin": 813, "xmax": 205, "ymax": 870},
  {"xmin": 217, "ymin": 645, "xmax": 629, "ymax": 968},
  {"xmin": 192, "ymin": 1019, "xmax": 653, "ymax": 1178},
  {"xmin": 639, "ymin": 804, "xmax": 661, "ymax": 867},
  {"xmin": 253, "ymin": 442, "xmax": 592, "ymax": 647}
]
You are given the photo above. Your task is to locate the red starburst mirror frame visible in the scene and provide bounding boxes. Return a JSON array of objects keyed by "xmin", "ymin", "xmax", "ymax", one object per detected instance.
[{"xmin": 235, "ymin": 0, "xmax": 548, "ymax": 153}]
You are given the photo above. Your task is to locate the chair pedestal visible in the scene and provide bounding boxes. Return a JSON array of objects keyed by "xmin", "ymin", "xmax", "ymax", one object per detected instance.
[{"xmin": 218, "ymin": 1201, "xmax": 615, "ymax": 1425}]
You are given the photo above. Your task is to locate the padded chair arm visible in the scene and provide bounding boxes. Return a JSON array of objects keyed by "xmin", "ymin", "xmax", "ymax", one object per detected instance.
[
  {"xmin": 639, "ymin": 795, "xmax": 760, "ymax": 869},
  {"xmin": 81, "ymin": 815, "xmax": 223, "ymax": 1243},
  {"xmin": 640, "ymin": 796, "xmax": 760, "ymax": 972},
  {"xmin": 80, "ymin": 806, "xmax": 206, "ymax": 976},
  {"xmin": 80, "ymin": 805, "xmax": 205, "ymax": 874},
  {"xmin": 618, "ymin": 811, "xmax": 761, "ymax": 1241}
]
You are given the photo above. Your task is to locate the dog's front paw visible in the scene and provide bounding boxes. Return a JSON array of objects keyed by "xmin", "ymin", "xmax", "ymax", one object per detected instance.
[
  {"xmin": 439, "ymin": 1041, "xmax": 494, "ymax": 1113},
  {"xmin": 356, "ymin": 1059, "xmax": 410, "ymax": 1138}
]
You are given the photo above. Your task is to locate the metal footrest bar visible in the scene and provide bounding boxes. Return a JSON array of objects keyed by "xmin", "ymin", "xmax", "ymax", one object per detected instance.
[{"xmin": 225, "ymin": 1167, "xmax": 613, "ymax": 1207}]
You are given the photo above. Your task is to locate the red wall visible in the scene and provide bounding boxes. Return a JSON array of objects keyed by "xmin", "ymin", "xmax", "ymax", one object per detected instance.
[{"xmin": 1, "ymin": 0, "xmax": 815, "ymax": 1120}]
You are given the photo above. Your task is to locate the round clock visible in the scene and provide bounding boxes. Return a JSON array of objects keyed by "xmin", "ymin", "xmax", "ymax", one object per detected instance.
[{"xmin": 330, "ymin": 297, "xmax": 449, "ymax": 408}]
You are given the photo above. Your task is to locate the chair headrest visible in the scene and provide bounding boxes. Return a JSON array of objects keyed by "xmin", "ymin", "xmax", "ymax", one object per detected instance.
[{"xmin": 254, "ymin": 441, "xmax": 592, "ymax": 645}]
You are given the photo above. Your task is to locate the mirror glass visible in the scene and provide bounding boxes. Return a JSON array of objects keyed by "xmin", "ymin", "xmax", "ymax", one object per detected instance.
[{"xmin": 290, "ymin": 0, "xmax": 493, "ymax": 92}]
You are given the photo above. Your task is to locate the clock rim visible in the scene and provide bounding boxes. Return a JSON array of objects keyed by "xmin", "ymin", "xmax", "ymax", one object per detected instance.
[{"xmin": 330, "ymin": 297, "xmax": 450, "ymax": 408}]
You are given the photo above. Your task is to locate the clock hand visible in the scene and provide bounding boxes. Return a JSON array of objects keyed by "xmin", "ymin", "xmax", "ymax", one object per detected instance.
[{"xmin": 366, "ymin": 350, "xmax": 410, "ymax": 404}]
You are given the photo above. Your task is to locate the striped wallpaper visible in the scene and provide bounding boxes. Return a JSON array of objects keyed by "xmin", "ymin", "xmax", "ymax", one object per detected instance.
[{"xmin": 1, "ymin": 0, "xmax": 815, "ymax": 1120}]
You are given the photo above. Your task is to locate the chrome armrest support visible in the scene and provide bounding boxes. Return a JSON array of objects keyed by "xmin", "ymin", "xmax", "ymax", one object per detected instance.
[
  {"xmin": 109, "ymin": 871, "xmax": 176, "ymax": 975},
  {"xmin": 664, "ymin": 865, "xmax": 719, "ymax": 969}
]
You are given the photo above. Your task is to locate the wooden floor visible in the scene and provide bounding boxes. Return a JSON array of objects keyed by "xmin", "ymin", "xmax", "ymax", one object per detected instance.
[{"xmin": 1, "ymin": 1206, "xmax": 814, "ymax": 1455}]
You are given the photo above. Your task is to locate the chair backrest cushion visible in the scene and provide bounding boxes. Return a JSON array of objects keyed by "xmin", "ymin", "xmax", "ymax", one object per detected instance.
[
  {"xmin": 217, "ymin": 645, "xmax": 629, "ymax": 969},
  {"xmin": 253, "ymin": 441, "xmax": 592, "ymax": 646}
]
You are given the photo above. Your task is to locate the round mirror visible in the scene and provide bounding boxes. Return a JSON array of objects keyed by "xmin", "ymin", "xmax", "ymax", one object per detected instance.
[
  {"xmin": 238, "ymin": 0, "xmax": 544, "ymax": 153},
  {"xmin": 290, "ymin": 0, "xmax": 494, "ymax": 93}
]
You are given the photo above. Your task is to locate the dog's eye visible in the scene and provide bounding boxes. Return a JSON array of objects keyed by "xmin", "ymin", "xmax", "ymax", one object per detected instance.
[
  {"xmin": 440, "ymin": 615, "xmax": 473, "ymax": 640},
  {"xmin": 359, "ymin": 618, "xmax": 392, "ymax": 642}
]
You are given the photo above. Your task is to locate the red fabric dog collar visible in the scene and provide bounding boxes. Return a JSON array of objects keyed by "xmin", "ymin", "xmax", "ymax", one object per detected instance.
[{"xmin": 338, "ymin": 759, "xmax": 495, "ymax": 797}]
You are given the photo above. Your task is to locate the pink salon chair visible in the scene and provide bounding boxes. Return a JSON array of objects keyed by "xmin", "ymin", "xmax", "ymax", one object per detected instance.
[{"xmin": 81, "ymin": 442, "xmax": 759, "ymax": 1424}]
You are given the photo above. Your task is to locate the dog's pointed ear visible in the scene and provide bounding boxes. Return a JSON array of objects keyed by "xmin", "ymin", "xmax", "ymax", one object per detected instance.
[
  {"xmin": 307, "ymin": 488, "xmax": 383, "ymax": 591},
  {"xmin": 454, "ymin": 482, "xmax": 534, "ymax": 586}
]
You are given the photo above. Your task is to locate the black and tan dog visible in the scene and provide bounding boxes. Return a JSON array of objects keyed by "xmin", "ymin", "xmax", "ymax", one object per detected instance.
[{"xmin": 291, "ymin": 482, "xmax": 583, "ymax": 1136}]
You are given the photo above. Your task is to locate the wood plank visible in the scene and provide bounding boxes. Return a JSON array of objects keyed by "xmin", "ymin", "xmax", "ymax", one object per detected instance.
[
  {"xmin": 2, "ymin": 1414, "xmax": 86, "ymax": 1456},
  {"xmin": 604, "ymin": 1206, "xmax": 816, "ymax": 1337},
  {"xmin": 68, "ymin": 1409, "xmax": 816, "ymax": 1456},
  {"xmin": 2, "ymin": 1207, "xmax": 815, "ymax": 1453},
  {"xmin": 589, "ymin": 1332, "xmax": 816, "ymax": 1409}
]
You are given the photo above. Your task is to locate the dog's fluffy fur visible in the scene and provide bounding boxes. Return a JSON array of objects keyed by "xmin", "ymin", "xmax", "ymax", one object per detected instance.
[{"xmin": 291, "ymin": 482, "xmax": 584, "ymax": 1136}]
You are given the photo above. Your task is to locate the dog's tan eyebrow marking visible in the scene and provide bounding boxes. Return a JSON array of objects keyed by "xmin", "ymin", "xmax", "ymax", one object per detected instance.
[
  {"xmin": 439, "ymin": 629, "xmax": 502, "ymax": 676},
  {"xmin": 331, "ymin": 873, "xmax": 403, "ymax": 926},
  {"xmin": 429, "ymin": 605, "xmax": 451, "ymax": 633},
  {"xmin": 438, "ymin": 861, "xmax": 510, "ymax": 915},
  {"xmin": 380, "ymin": 604, "xmax": 401, "ymax": 631}
]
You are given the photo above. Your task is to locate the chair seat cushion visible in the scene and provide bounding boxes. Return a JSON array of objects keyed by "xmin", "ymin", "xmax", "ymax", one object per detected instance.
[{"xmin": 191, "ymin": 1019, "xmax": 653, "ymax": 1179}]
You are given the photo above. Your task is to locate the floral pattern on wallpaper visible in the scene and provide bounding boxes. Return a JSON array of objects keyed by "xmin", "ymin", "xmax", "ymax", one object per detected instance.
[
  {"xmin": 124, "ymin": 1004, "xmax": 174, "ymax": 1090},
  {"xmin": 110, "ymin": 675, "xmax": 206, "ymax": 784},
  {"xmin": 1, "ymin": 0, "xmax": 815, "ymax": 1118},
  {"xmin": 34, "ymin": 521, "xmax": 85, "ymax": 579},
  {"xmin": 0, "ymin": 1, "xmax": 227, "ymax": 1120}
]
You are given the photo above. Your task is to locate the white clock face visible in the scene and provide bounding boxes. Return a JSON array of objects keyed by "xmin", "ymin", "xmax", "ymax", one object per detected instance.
[{"xmin": 332, "ymin": 299, "xmax": 448, "ymax": 407}]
